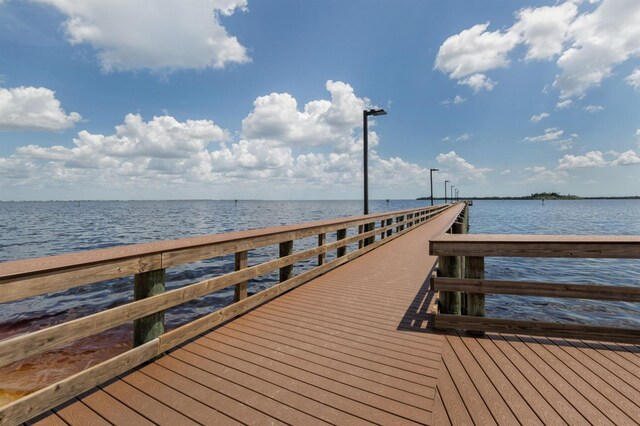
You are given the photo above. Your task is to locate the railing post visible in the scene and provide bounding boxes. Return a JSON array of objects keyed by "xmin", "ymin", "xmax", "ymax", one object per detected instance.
[
  {"xmin": 336, "ymin": 229, "xmax": 347, "ymax": 257},
  {"xmin": 386, "ymin": 219, "xmax": 393, "ymax": 237},
  {"xmin": 317, "ymin": 233, "xmax": 325, "ymax": 265},
  {"xmin": 133, "ymin": 269, "xmax": 165, "ymax": 347},
  {"xmin": 380, "ymin": 220, "xmax": 385, "ymax": 239},
  {"xmin": 358, "ymin": 225, "xmax": 364, "ymax": 249},
  {"xmin": 234, "ymin": 250, "xmax": 248, "ymax": 302},
  {"xmin": 366, "ymin": 222, "xmax": 376, "ymax": 246},
  {"xmin": 465, "ymin": 256, "xmax": 485, "ymax": 336},
  {"xmin": 279, "ymin": 240, "xmax": 293, "ymax": 282},
  {"xmin": 439, "ymin": 220, "xmax": 464, "ymax": 315}
]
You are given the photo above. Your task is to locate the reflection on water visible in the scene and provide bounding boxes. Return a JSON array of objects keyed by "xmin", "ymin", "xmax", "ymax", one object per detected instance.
[{"xmin": 1, "ymin": 199, "xmax": 639, "ymax": 404}]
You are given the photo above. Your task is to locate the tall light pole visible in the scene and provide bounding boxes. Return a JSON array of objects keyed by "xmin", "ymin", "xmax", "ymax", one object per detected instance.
[
  {"xmin": 429, "ymin": 168, "xmax": 439, "ymax": 206},
  {"xmin": 363, "ymin": 108, "xmax": 387, "ymax": 215},
  {"xmin": 451, "ymin": 186, "xmax": 455, "ymax": 203},
  {"xmin": 444, "ymin": 180, "xmax": 450, "ymax": 203}
]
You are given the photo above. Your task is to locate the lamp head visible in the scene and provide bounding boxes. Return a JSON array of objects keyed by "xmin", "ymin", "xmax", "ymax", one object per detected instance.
[
  {"xmin": 430, "ymin": 168, "xmax": 439, "ymax": 172},
  {"xmin": 365, "ymin": 108, "xmax": 387, "ymax": 116}
]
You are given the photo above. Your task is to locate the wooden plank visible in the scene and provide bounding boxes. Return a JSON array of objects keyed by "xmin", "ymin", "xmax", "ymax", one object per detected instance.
[
  {"xmin": 317, "ymin": 234, "xmax": 325, "ymax": 265},
  {"xmin": 23, "ymin": 411, "xmax": 67, "ymax": 426},
  {"xmin": 433, "ymin": 277, "xmax": 640, "ymax": 302},
  {"xmin": 53, "ymin": 399, "xmax": 110, "ymax": 426},
  {"xmin": 0, "ymin": 340, "xmax": 158, "ymax": 426},
  {"xmin": 435, "ymin": 344, "xmax": 475, "ymax": 425},
  {"xmin": 278, "ymin": 240, "xmax": 293, "ymax": 282},
  {"xmin": 430, "ymin": 234, "xmax": 640, "ymax": 258},
  {"xmin": 133, "ymin": 269, "xmax": 165, "ymax": 347},
  {"xmin": 432, "ymin": 388, "xmax": 450, "ymax": 426},
  {"xmin": 434, "ymin": 314, "xmax": 640, "ymax": 344},
  {"xmin": 0, "ymin": 255, "xmax": 161, "ymax": 305},
  {"xmin": 78, "ymin": 389, "xmax": 154, "ymax": 426}
]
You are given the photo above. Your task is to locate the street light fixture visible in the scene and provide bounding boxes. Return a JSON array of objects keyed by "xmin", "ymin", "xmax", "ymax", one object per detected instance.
[
  {"xmin": 363, "ymin": 108, "xmax": 387, "ymax": 215},
  {"xmin": 444, "ymin": 180, "xmax": 450, "ymax": 203},
  {"xmin": 429, "ymin": 168, "xmax": 439, "ymax": 206}
]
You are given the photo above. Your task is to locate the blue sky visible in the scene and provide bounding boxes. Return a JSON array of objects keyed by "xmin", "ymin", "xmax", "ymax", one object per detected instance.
[{"xmin": 1, "ymin": 0, "xmax": 639, "ymax": 200}]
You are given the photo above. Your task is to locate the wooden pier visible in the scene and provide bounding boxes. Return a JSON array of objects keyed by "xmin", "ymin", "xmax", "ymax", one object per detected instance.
[{"xmin": 1, "ymin": 203, "xmax": 639, "ymax": 425}]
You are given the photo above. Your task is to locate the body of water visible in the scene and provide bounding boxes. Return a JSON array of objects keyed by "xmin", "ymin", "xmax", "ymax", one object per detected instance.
[{"xmin": 0, "ymin": 199, "xmax": 639, "ymax": 404}]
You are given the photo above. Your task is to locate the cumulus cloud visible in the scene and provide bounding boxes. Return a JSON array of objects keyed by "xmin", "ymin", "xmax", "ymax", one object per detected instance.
[
  {"xmin": 456, "ymin": 133, "xmax": 471, "ymax": 142},
  {"xmin": 627, "ymin": 68, "xmax": 640, "ymax": 90},
  {"xmin": 435, "ymin": 0, "xmax": 640, "ymax": 99},
  {"xmin": 636, "ymin": 129, "xmax": 640, "ymax": 144},
  {"xmin": 436, "ymin": 151, "xmax": 492, "ymax": 182},
  {"xmin": 611, "ymin": 150, "xmax": 640, "ymax": 166},
  {"xmin": 556, "ymin": 99, "xmax": 572, "ymax": 109},
  {"xmin": 441, "ymin": 95, "xmax": 466, "ymax": 106},
  {"xmin": 530, "ymin": 112, "xmax": 550, "ymax": 123},
  {"xmin": 457, "ymin": 73, "xmax": 497, "ymax": 93},
  {"xmin": 1, "ymin": 80, "xmax": 433, "ymax": 196},
  {"xmin": 0, "ymin": 86, "xmax": 81, "ymax": 131},
  {"xmin": 557, "ymin": 150, "xmax": 607, "ymax": 169},
  {"xmin": 35, "ymin": 0, "xmax": 250, "ymax": 72}
]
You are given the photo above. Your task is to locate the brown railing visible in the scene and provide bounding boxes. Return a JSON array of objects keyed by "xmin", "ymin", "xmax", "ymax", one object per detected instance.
[
  {"xmin": 0, "ymin": 203, "xmax": 453, "ymax": 425},
  {"xmin": 430, "ymin": 234, "xmax": 640, "ymax": 343}
]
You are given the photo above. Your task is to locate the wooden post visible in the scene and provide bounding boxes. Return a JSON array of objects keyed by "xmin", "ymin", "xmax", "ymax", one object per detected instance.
[
  {"xmin": 133, "ymin": 269, "xmax": 165, "ymax": 347},
  {"xmin": 317, "ymin": 233, "xmax": 325, "ymax": 265},
  {"xmin": 358, "ymin": 225, "xmax": 364, "ymax": 249},
  {"xmin": 336, "ymin": 229, "xmax": 347, "ymax": 257},
  {"xmin": 234, "ymin": 251, "xmax": 248, "ymax": 302},
  {"xmin": 386, "ymin": 219, "xmax": 393, "ymax": 237},
  {"xmin": 380, "ymin": 220, "xmax": 385, "ymax": 239},
  {"xmin": 396, "ymin": 215, "xmax": 404, "ymax": 233},
  {"xmin": 279, "ymin": 240, "xmax": 293, "ymax": 282},
  {"xmin": 366, "ymin": 222, "xmax": 376, "ymax": 245},
  {"xmin": 465, "ymin": 256, "xmax": 485, "ymax": 336},
  {"xmin": 438, "ymin": 256, "xmax": 461, "ymax": 315}
]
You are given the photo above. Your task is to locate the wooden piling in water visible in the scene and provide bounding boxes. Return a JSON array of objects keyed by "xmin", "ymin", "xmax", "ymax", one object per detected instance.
[{"xmin": 279, "ymin": 240, "xmax": 294, "ymax": 282}]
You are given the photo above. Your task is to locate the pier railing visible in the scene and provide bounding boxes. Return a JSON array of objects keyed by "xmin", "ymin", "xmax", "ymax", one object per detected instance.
[
  {"xmin": 0, "ymin": 203, "xmax": 451, "ymax": 425},
  {"xmin": 430, "ymin": 234, "xmax": 640, "ymax": 343}
]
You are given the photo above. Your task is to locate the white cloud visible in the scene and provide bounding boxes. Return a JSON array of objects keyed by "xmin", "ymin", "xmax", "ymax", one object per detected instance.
[
  {"xmin": 500, "ymin": 169, "xmax": 511, "ymax": 175},
  {"xmin": 435, "ymin": 0, "xmax": 640, "ymax": 99},
  {"xmin": 627, "ymin": 68, "xmax": 640, "ymax": 90},
  {"xmin": 0, "ymin": 86, "xmax": 81, "ymax": 131},
  {"xmin": 434, "ymin": 22, "xmax": 519, "ymax": 81},
  {"xmin": 584, "ymin": 105, "xmax": 604, "ymax": 113},
  {"xmin": 457, "ymin": 73, "xmax": 497, "ymax": 93},
  {"xmin": 530, "ymin": 112, "xmax": 550, "ymax": 123},
  {"xmin": 436, "ymin": 151, "xmax": 492, "ymax": 182},
  {"xmin": 525, "ymin": 166, "xmax": 567, "ymax": 183},
  {"xmin": 441, "ymin": 136, "xmax": 451, "ymax": 142},
  {"xmin": 557, "ymin": 150, "xmax": 607, "ymax": 169},
  {"xmin": 611, "ymin": 150, "xmax": 640, "ymax": 166},
  {"xmin": 35, "ymin": 0, "xmax": 250, "ymax": 73},
  {"xmin": 456, "ymin": 133, "xmax": 471, "ymax": 142},
  {"xmin": 453, "ymin": 95, "xmax": 465, "ymax": 104},
  {"xmin": 636, "ymin": 129, "xmax": 640, "ymax": 144},
  {"xmin": 241, "ymin": 80, "xmax": 370, "ymax": 153},
  {"xmin": 556, "ymin": 99, "xmax": 572, "ymax": 109},
  {"xmin": 524, "ymin": 127, "xmax": 564, "ymax": 142}
]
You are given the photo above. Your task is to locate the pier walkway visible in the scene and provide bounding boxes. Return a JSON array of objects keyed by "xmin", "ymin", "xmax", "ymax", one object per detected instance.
[{"xmin": 7, "ymin": 203, "xmax": 640, "ymax": 425}]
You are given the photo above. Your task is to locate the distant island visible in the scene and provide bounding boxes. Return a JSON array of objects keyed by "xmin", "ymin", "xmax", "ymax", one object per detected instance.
[{"xmin": 417, "ymin": 192, "xmax": 640, "ymax": 201}]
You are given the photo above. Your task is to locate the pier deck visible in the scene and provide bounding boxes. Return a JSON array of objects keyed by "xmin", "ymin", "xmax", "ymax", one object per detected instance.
[{"xmin": 16, "ymin": 205, "xmax": 640, "ymax": 425}]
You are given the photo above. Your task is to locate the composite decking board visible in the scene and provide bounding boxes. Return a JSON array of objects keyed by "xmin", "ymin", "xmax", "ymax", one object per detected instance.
[
  {"xmin": 473, "ymin": 336, "xmax": 564, "ymax": 425},
  {"xmin": 171, "ymin": 343, "xmax": 414, "ymax": 426},
  {"xmin": 52, "ymin": 399, "xmax": 110, "ymax": 426},
  {"xmin": 244, "ymin": 308, "xmax": 442, "ymax": 359},
  {"xmin": 445, "ymin": 334, "xmax": 521, "ymax": 425},
  {"xmin": 535, "ymin": 336, "xmax": 640, "ymax": 419},
  {"xmin": 487, "ymin": 334, "xmax": 587, "ymax": 425},
  {"xmin": 499, "ymin": 334, "xmax": 616, "ymax": 425},
  {"xmin": 78, "ymin": 388, "xmax": 155, "ymax": 426},
  {"xmin": 433, "ymin": 345, "xmax": 474, "ymax": 426},
  {"xmin": 216, "ymin": 321, "xmax": 437, "ymax": 395},
  {"xmin": 138, "ymin": 363, "xmax": 283, "ymax": 425},
  {"xmin": 185, "ymin": 337, "xmax": 433, "ymax": 423},
  {"xmin": 200, "ymin": 329, "xmax": 435, "ymax": 409},
  {"xmin": 158, "ymin": 353, "xmax": 328, "ymax": 425},
  {"xmin": 120, "ymin": 370, "xmax": 242, "ymax": 426},
  {"xmin": 573, "ymin": 340, "xmax": 640, "ymax": 392},
  {"xmin": 224, "ymin": 313, "xmax": 442, "ymax": 375},
  {"xmin": 586, "ymin": 340, "xmax": 640, "ymax": 377},
  {"xmin": 432, "ymin": 388, "xmax": 451, "ymax": 426},
  {"xmin": 519, "ymin": 335, "xmax": 636, "ymax": 424},
  {"xmin": 23, "ymin": 411, "xmax": 68, "ymax": 426}
]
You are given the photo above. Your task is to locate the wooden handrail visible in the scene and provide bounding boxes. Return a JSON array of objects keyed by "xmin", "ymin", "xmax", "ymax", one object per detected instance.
[{"xmin": 430, "ymin": 233, "xmax": 640, "ymax": 258}]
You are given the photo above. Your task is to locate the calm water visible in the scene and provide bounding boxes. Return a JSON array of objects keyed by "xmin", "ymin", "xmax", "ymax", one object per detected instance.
[{"xmin": 0, "ymin": 199, "xmax": 639, "ymax": 402}]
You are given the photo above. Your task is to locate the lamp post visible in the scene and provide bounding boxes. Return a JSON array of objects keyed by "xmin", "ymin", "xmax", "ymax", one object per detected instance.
[
  {"xmin": 444, "ymin": 180, "xmax": 450, "ymax": 203},
  {"xmin": 363, "ymin": 108, "xmax": 387, "ymax": 215},
  {"xmin": 451, "ymin": 186, "xmax": 455, "ymax": 203},
  {"xmin": 429, "ymin": 168, "xmax": 439, "ymax": 206}
]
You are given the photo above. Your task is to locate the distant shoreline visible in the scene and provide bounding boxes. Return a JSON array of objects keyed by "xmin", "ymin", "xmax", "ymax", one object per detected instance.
[{"xmin": 417, "ymin": 196, "xmax": 640, "ymax": 200}]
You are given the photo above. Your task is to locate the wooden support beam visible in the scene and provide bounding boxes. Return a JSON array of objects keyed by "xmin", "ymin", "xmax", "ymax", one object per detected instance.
[
  {"xmin": 464, "ymin": 256, "xmax": 485, "ymax": 336},
  {"xmin": 336, "ymin": 229, "xmax": 347, "ymax": 257},
  {"xmin": 279, "ymin": 240, "xmax": 294, "ymax": 282},
  {"xmin": 133, "ymin": 269, "xmax": 165, "ymax": 347},
  {"xmin": 233, "ymin": 251, "xmax": 248, "ymax": 302},
  {"xmin": 386, "ymin": 219, "xmax": 393, "ymax": 237}
]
